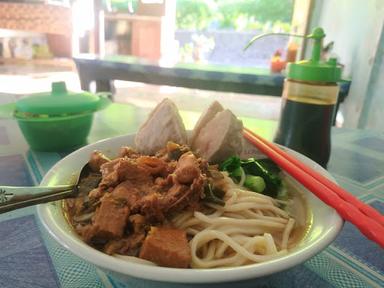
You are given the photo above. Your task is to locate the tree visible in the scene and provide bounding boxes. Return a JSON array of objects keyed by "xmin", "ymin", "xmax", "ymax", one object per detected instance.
[
  {"xmin": 176, "ymin": 0, "xmax": 293, "ymax": 31},
  {"xmin": 176, "ymin": 0, "xmax": 217, "ymax": 30}
]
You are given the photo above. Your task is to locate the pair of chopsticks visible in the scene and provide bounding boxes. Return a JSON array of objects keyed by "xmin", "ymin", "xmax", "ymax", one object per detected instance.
[{"xmin": 243, "ymin": 127, "xmax": 384, "ymax": 248}]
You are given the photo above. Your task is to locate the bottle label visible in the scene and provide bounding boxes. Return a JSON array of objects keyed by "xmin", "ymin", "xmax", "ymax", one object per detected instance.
[{"xmin": 283, "ymin": 80, "xmax": 339, "ymax": 105}]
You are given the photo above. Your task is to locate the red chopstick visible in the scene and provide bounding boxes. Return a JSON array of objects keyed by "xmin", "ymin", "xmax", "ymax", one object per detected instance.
[
  {"xmin": 244, "ymin": 128, "xmax": 384, "ymax": 223},
  {"xmin": 243, "ymin": 127, "xmax": 384, "ymax": 248}
]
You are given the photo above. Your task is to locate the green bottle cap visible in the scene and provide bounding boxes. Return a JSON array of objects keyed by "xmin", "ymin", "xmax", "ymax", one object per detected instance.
[
  {"xmin": 287, "ymin": 27, "xmax": 341, "ymax": 82},
  {"xmin": 15, "ymin": 81, "xmax": 110, "ymax": 117}
]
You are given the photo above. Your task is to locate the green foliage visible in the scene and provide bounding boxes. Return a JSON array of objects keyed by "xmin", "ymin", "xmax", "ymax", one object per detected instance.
[
  {"xmin": 176, "ymin": 0, "xmax": 293, "ymax": 31},
  {"xmin": 176, "ymin": 0, "xmax": 217, "ymax": 30}
]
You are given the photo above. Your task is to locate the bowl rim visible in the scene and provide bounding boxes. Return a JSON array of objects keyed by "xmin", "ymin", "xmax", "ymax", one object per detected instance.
[{"xmin": 37, "ymin": 134, "xmax": 344, "ymax": 283}]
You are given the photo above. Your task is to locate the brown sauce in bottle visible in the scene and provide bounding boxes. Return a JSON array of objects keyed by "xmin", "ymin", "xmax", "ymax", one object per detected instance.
[
  {"xmin": 274, "ymin": 80, "xmax": 338, "ymax": 168},
  {"xmin": 274, "ymin": 96, "xmax": 336, "ymax": 168}
]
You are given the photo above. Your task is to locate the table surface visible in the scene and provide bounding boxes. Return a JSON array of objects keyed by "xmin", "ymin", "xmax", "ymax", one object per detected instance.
[
  {"xmin": 75, "ymin": 54, "xmax": 275, "ymax": 75},
  {"xmin": 74, "ymin": 54, "xmax": 287, "ymax": 96},
  {"xmin": 74, "ymin": 54, "xmax": 351, "ymax": 107},
  {"xmin": 0, "ymin": 96, "xmax": 383, "ymax": 288}
]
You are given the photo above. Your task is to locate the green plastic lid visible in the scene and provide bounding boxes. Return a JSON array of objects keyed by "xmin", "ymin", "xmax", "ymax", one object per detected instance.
[
  {"xmin": 287, "ymin": 27, "xmax": 341, "ymax": 82},
  {"xmin": 15, "ymin": 82, "xmax": 110, "ymax": 117}
]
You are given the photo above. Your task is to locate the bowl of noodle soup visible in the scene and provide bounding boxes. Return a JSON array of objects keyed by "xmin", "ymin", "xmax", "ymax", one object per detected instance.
[{"xmin": 37, "ymin": 134, "xmax": 343, "ymax": 286}]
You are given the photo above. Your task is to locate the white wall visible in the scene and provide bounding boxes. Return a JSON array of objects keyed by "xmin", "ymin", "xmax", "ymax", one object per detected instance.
[
  {"xmin": 309, "ymin": 0, "xmax": 384, "ymax": 130},
  {"xmin": 360, "ymin": 31, "xmax": 384, "ymax": 130}
]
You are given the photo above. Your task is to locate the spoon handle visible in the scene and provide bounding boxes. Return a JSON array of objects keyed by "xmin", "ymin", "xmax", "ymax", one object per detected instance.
[{"xmin": 0, "ymin": 185, "xmax": 74, "ymax": 214}]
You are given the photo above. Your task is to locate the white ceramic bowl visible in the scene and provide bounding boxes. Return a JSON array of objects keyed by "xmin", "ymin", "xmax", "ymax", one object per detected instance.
[{"xmin": 37, "ymin": 134, "xmax": 343, "ymax": 285}]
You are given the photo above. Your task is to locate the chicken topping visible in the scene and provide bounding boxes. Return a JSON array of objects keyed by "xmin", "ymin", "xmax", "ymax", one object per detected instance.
[{"xmin": 66, "ymin": 145, "xmax": 207, "ymax": 262}]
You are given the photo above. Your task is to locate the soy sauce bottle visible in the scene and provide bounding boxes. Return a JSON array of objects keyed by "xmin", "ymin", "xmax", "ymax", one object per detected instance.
[{"xmin": 273, "ymin": 28, "xmax": 341, "ymax": 168}]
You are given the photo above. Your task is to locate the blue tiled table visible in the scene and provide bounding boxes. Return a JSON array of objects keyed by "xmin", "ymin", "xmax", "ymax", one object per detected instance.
[{"xmin": 0, "ymin": 100, "xmax": 382, "ymax": 288}]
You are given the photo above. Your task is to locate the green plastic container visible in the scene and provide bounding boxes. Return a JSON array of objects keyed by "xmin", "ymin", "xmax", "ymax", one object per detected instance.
[
  {"xmin": 16, "ymin": 113, "xmax": 93, "ymax": 151},
  {"xmin": 11, "ymin": 82, "xmax": 110, "ymax": 152}
]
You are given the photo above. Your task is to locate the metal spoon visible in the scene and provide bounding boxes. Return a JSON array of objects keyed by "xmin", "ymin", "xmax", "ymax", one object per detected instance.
[{"xmin": 0, "ymin": 163, "xmax": 100, "ymax": 214}]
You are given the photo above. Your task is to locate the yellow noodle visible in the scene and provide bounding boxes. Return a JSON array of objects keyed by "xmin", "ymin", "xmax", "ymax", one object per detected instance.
[
  {"xmin": 194, "ymin": 211, "xmax": 286, "ymax": 229},
  {"xmin": 170, "ymin": 176, "xmax": 300, "ymax": 268},
  {"xmin": 218, "ymin": 226, "xmax": 265, "ymax": 235},
  {"xmin": 191, "ymin": 230, "xmax": 286, "ymax": 268},
  {"xmin": 264, "ymin": 233, "xmax": 278, "ymax": 254},
  {"xmin": 240, "ymin": 210, "xmax": 288, "ymax": 223},
  {"xmin": 222, "ymin": 203, "xmax": 289, "ymax": 218},
  {"xmin": 235, "ymin": 196, "xmax": 274, "ymax": 205},
  {"xmin": 281, "ymin": 218, "xmax": 295, "ymax": 250}
]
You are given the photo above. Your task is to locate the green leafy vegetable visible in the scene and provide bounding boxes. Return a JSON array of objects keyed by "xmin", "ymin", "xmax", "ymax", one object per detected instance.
[
  {"xmin": 244, "ymin": 175, "xmax": 266, "ymax": 193},
  {"xmin": 219, "ymin": 156, "xmax": 282, "ymax": 198},
  {"xmin": 219, "ymin": 156, "xmax": 243, "ymax": 183},
  {"xmin": 241, "ymin": 158, "xmax": 281, "ymax": 198},
  {"xmin": 257, "ymin": 158, "xmax": 281, "ymax": 175},
  {"xmin": 219, "ymin": 156, "xmax": 241, "ymax": 173}
]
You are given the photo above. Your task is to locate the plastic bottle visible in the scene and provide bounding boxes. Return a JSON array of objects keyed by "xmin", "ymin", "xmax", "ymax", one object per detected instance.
[
  {"xmin": 273, "ymin": 28, "xmax": 341, "ymax": 168},
  {"xmin": 270, "ymin": 49, "xmax": 286, "ymax": 73},
  {"xmin": 286, "ymin": 41, "xmax": 298, "ymax": 63}
]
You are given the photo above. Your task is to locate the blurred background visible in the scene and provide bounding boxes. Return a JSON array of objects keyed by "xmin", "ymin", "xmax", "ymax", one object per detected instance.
[{"xmin": 0, "ymin": 0, "xmax": 383, "ymax": 131}]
